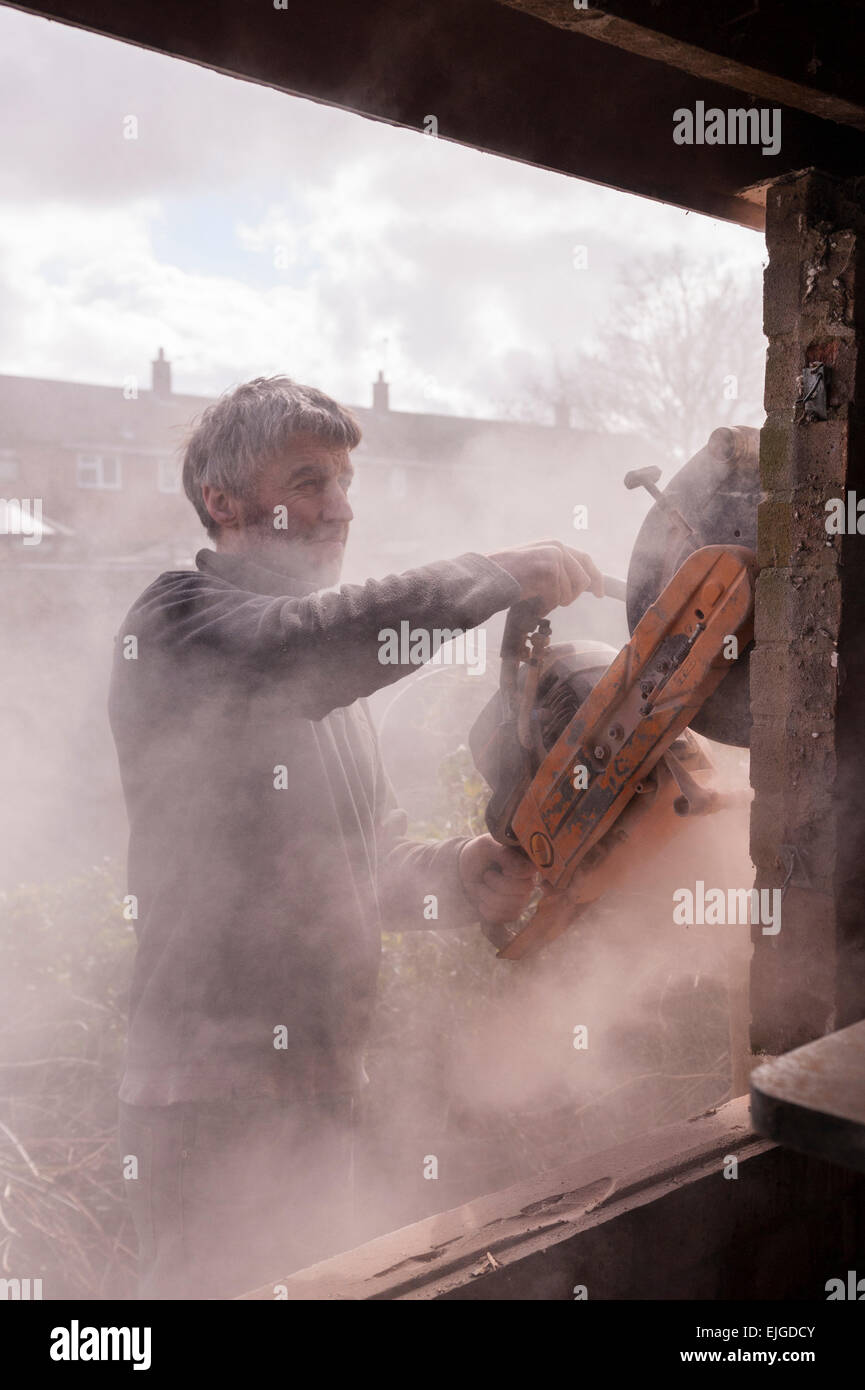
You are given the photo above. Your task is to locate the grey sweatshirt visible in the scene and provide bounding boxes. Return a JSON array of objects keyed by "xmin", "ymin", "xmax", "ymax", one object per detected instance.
[{"xmin": 108, "ymin": 547, "xmax": 520, "ymax": 1105}]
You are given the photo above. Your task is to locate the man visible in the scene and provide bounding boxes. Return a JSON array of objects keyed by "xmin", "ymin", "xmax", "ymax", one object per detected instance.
[{"xmin": 110, "ymin": 375, "xmax": 603, "ymax": 1299}]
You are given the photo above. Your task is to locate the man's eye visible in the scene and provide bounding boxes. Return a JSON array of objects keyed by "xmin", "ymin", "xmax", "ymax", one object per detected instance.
[{"xmin": 340, "ymin": 475, "xmax": 353, "ymax": 492}]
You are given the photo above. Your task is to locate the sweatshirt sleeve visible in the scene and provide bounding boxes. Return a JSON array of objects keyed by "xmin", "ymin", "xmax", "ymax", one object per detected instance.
[{"xmin": 133, "ymin": 552, "xmax": 520, "ymax": 721}]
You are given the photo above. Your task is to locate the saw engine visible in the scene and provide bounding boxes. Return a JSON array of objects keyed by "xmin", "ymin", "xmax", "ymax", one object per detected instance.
[{"xmin": 468, "ymin": 426, "xmax": 760, "ymax": 960}]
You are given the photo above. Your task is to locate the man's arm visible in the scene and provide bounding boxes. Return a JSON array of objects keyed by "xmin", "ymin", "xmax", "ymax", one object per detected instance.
[
  {"xmin": 132, "ymin": 552, "xmax": 520, "ymax": 721},
  {"xmin": 364, "ymin": 706, "xmax": 536, "ymax": 934},
  {"xmin": 129, "ymin": 540, "xmax": 603, "ymax": 723}
]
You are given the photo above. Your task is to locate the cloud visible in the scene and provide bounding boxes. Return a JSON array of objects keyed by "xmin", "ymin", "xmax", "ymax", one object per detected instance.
[{"xmin": 0, "ymin": 6, "xmax": 765, "ymax": 415}]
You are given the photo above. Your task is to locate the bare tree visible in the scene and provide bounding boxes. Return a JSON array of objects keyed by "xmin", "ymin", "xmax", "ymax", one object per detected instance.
[{"xmin": 506, "ymin": 249, "xmax": 766, "ymax": 465}]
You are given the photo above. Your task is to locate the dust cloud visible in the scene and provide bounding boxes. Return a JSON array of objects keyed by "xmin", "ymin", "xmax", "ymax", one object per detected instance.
[{"xmin": 0, "ymin": 9, "xmax": 767, "ymax": 1300}]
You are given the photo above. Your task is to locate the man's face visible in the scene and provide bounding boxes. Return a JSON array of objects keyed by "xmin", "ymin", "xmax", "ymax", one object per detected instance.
[{"xmin": 211, "ymin": 436, "xmax": 355, "ymax": 585}]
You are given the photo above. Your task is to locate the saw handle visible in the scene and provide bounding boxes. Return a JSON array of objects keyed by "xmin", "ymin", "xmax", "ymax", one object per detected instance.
[{"xmin": 498, "ymin": 599, "xmax": 543, "ymax": 722}]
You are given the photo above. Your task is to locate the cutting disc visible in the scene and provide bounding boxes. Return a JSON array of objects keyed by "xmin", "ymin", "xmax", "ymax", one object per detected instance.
[{"xmin": 625, "ymin": 425, "xmax": 760, "ymax": 747}]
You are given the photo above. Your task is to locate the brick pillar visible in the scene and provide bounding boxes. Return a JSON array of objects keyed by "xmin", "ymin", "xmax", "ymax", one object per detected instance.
[{"xmin": 751, "ymin": 170, "xmax": 865, "ymax": 1053}]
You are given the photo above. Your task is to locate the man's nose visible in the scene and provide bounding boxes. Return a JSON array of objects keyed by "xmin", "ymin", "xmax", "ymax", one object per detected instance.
[{"xmin": 322, "ymin": 482, "xmax": 354, "ymax": 523}]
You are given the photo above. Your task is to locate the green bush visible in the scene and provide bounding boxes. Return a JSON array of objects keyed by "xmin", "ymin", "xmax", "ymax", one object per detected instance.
[{"xmin": 0, "ymin": 863, "xmax": 136, "ymax": 1300}]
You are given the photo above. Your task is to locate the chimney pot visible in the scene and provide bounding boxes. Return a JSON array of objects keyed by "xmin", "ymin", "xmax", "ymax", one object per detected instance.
[
  {"xmin": 373, "ymin": 369, "xmax": 390, "ymax": 412},
  {"xmin": 152, "ymin": 347, "xmax": 172, "ymax": 397}
]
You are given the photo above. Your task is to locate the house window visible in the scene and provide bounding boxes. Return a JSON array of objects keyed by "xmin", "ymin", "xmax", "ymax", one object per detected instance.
[
  {"xmin": 157, "ymin": 456, "xmax": 181, "ymax": 493},
  {"xmin": 0, "ymin": 450, "xmax": 19, "ymax": 481},
  {"xmin": 76, "ymin": 454, "xmax": 121, "ymax": 489}
]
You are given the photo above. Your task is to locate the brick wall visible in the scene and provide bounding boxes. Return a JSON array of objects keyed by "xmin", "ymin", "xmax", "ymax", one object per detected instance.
[{"xmin": 751, "ymin": 170, "xmax": 865, "ymax": 1051}]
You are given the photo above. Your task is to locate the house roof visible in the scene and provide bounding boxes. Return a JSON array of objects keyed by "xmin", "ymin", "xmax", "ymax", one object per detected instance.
[
  {"xmin": 0, "ymin": 373, "xmax": 206, "ymax": 455},
  {"xmin": 0, "ymin": 370, "xmax": 629, "ymax": 468}
]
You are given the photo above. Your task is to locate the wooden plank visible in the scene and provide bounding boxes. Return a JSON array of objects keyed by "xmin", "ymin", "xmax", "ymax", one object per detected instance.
[{"xmin": 751, "ymin": 1020, "xmax": 865, "ymax": 1173}]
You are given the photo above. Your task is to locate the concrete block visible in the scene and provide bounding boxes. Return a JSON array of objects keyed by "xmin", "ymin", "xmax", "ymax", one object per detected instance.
[
  {"xmin": 749, "ymin": 723, "xmax": 791, "ymax": 796},
  {"xmin": 748, "ymin": 644, "xmax": 790, "ymax": 723},
  {"xmin": 766, "ymin": 170, "xmax": 846, "ymax": 241},
  {"xmin": 791, "ymin": 416, "xmax": 850, "ymax": 491},
  {"xmin": 759, "ymin": 415, "xmax": 793, "ymax": 490},
  {"xmin": 762, "ymin": 339, "xmax": 798, "ymax": 416},
  {"xmin": 754, "ymin": 566, "xmax": 793, "ymax": 641},
  {"xmin": 756, "ymin": 503, "xmax": 791, "ymax": 569},
  {"xmin": 763, "ymin": 257, "xmax": 800, "ymax": 338},
  {"xmin": 749, "ymin": 789, "xmax": 787, "ymax": 867}
]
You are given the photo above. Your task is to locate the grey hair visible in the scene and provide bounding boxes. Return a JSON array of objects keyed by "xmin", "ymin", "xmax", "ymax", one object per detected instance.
[{"xmin": 182, "ymin": 375, "xmax": 362, "ymax": 534}]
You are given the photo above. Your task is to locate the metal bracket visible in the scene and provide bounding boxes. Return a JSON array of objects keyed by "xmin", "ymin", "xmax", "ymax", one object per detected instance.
[{"xmin": 799, "ymin": 363, "xmax": 830, "ymax": 422}]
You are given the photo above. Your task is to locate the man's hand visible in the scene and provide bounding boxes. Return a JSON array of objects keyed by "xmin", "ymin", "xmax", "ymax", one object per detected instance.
[
  {"xmin": 458, "ymin": 834, "xmax": 537, "ymax": 925},
  {"xmin": 487, "ymin": 541, "xmax": 604, "ymax": 616}
]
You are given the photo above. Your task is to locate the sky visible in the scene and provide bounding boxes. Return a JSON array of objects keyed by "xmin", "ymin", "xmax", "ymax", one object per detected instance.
[{"xmin": 0, "ymin": 4, "xmax": 766, "ymax": 419}]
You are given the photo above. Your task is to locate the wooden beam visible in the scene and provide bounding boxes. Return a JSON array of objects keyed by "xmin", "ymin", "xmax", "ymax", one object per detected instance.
[
  {"xmin": 5, "ymin": 0, "xmax": 865, "ymax": 229},
  {"xmin": 500, "ymin": 1, "xmax": 865, "ymax": 132}
]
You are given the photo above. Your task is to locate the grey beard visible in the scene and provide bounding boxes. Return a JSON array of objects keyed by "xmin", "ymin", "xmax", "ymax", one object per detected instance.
[{"xmin": 241, "ymin": 514, "xmax": 341, "ymax": 583}]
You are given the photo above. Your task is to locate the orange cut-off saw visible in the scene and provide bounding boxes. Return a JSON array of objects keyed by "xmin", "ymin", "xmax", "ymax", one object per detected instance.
[{"xmin": 469, "ymin": 544, "xmax": 757, "ymax": 959}]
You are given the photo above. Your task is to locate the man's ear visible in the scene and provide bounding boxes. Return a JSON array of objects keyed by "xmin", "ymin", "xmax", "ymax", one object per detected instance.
[{"xmin": 201, "ymin": 485, "xmax": 241, "ymax": 531}]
